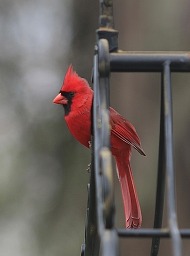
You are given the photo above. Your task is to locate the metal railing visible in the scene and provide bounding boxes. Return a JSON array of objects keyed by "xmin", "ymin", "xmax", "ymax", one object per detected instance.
[{"xmin": 81, "ymin": 1, "xmax": 190, "ymax": 256}]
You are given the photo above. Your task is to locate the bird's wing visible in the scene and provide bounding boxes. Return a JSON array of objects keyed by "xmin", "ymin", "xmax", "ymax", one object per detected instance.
[{"xmin": 110, "ymin": 107, "xmax": 145, "ymax": 155}]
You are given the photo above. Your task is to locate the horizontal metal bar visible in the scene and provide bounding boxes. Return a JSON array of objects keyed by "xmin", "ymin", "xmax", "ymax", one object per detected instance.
[
  {"xmin": 110, "ymin": 51, "xmax": 190, "ymax": 72},
  {"xmin": 117, "ymin": 229, "xmax": 190, "ymax": 238}
]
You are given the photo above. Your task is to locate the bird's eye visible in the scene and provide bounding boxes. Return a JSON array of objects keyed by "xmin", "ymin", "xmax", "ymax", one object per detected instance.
[
  {"xmin": 59, "ymin": 91, "xmax": 74, "ymax": 98},
  {"xmin": 69, "ymin": 92, "xmax": 75, "ymax": 97}
]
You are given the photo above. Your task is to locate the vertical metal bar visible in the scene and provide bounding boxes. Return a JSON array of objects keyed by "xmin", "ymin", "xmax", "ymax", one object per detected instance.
[
  {"xmin": 99, "ymin": 0, "xmax": 114, "ymax": 28},
  {"xmin": 97, "ymin": 0, "xmax": 118, "ymax": 52},
  {"xmin": 93, "ymin": 39, "xmax": 118, "ymax": 256},
  {"xmin": 83, "ymin": 172, "xmax": 100, "ymax": 256},
  {"xmin": 93, "ymin": 48, "xmax": 105, "ymax": 234},
  {"xmin": 150, "ymin": 72, "xmax": 166, "ymax": 256},
  {"xmin": 163, "ymin": 61, "xmax": 182, "ymax": 256},
  {"xmin": 83, "ymin": 49, "xmax": 103, "ymax": 256},
  {"xmin": 100, "ymin": 148, "xmax": 115, "ymax": 229},
  {"xmin": 101, "ymin": 230, "xmax": 119, "ymax": 256},
  {"xmin": 98, "ymin": 39, "xmax": 111, "ymax": 149}
]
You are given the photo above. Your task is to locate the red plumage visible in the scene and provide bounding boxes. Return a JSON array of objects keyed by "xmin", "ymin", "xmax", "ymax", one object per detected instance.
[{"xmin": 53, "ymin": 65, "xmax": 145, "ymax": 228}]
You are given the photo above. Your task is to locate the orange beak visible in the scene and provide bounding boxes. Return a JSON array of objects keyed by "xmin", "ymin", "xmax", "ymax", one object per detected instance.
[{"xmin": 53, "ymin": 93, "xmax": 68, "ymax": 105}]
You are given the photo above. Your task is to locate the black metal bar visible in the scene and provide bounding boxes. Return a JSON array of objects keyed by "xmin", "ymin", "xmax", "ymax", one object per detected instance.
[
  {"xmin": 101, "ymin": 230, "xmax": 119, "ymax": 256},
  {"xmin": 97, "ymin": 39, "xmax": 116, "ymax": 230},
  {"xmin": 100, "ymin": 148, "xmax": 115, "ymax": 229},
  {"xmin": 97, "ymin": 0, "xmax": 118, "ymax": 51},
  {"xmin": 118, "ymin": 229, "xmax": 190, "ymax": 238},
  {"xmin": 150, "ymin": 73, "xmax": 166, "ymax": 256},
  {"xmin": 110, "ymin": 52, "xmax": 190, "ymax": 72},
  {"xmin": 93, "ymin": 50, "xmax": 105, "ymax": 235},
  {"xmin": 83, "ymin": 174, "xmax": 100, "ymax": 256},
  {"xmin": 91, "ymin": 40, "xmax": 118, "ymax": 256},
  {"xmin": 163, "ymin": 62, "xmax": 182, "ymax": 256},
  {"xmin": 99, "ymin": 0, "xmax": 114, "ymax": 28}
]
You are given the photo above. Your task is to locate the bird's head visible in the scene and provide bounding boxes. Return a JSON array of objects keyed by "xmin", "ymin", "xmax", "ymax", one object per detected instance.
[{"xmin": 53, "ymin": 65, "xmax": 92, "ymax": 115}]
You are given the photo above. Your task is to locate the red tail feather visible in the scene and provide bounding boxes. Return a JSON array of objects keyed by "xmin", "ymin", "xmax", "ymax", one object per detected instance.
[{"xmin": 115, "ymin": 154, "xmax": 142, "ymax": 228}]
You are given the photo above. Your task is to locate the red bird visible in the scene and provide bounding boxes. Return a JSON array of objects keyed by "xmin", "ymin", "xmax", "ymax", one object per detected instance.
[{"xmin": 53, "ymin": 65, "xmax": 145, "ymax": 228}]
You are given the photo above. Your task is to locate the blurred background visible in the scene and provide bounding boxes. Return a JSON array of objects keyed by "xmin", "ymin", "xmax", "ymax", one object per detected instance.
[{"xmin": 0, "ymin": 0, "xmax": 190, "ymax": 255}]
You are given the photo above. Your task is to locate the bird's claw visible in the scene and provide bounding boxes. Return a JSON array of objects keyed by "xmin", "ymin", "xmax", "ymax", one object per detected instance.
[
  {"xmin": 86, "ymin": 163, "xmax": 91, "ymax": 173},
  {"xmin": 88, "ymin": 141, "xmax": 92, "ymax": 149}
]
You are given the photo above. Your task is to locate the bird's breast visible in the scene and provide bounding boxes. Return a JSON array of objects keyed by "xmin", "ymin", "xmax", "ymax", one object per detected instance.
[{"xmin": 65, "ymin": 110, "xmax": 91, "ymax": 148}]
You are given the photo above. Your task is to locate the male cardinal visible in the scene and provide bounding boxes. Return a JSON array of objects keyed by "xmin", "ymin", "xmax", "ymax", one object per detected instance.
[{"xmin": 53, "ymin": 65, "xmax": 145, "ymax": 228}]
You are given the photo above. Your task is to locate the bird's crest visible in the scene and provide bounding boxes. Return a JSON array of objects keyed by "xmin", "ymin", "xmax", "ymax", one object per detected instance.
[{"xmin": 60, "ymin": 64, "xmax": 87, "ymax": 92}]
